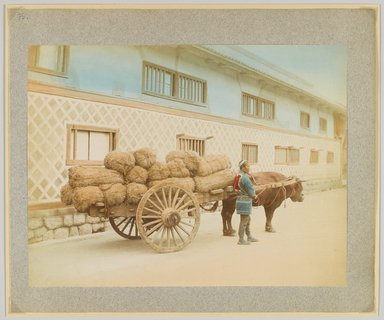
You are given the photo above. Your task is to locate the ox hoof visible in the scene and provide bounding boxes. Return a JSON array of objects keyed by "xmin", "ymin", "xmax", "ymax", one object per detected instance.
[{"xmin": 265, "ymin": 226, "xmax": 276, "ymax": 233}]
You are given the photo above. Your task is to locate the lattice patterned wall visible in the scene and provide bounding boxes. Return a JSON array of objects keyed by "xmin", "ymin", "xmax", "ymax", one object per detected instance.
[{"xmin": 28, "ymin": 91, "xmax": 341, "ymax": 202}]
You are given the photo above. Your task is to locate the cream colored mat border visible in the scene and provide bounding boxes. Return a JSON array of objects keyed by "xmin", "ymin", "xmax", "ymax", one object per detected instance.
[{"xmin": 5, "ymin": 4, "xmax": 379, "ymax": 315}]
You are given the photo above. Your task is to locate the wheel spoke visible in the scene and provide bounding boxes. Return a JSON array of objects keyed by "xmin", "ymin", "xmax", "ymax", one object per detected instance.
[
  {"xmin": 126, "ymin": 217, "xmax": 134, "ymax": 234},
  {"xmin": 142, "ymin": 214, "xmax": 163, "ymax": 219},
  {"xmin": 146, "ymin": 221, "xmax": 163, "ymax": 237},
  {"xmin": 147, "ymin": 197, "xmax": 165, "ymax": 212},
  {"xmin": 177, "ymin": 200, "xmax": 194, "ymax": 211},
  {"xmin": 161, "ymin": 188, "xmax": 169, "ymax": 207},
  {"xmin": 142, "ymin": 218, "xmax": 162, "ymax": 228},
  {"xmin": 171, "ymin": 188, "xmax": 181, "ymax": 207},
  {"xmin": 159, "ymin": 226, "xmax": 167, "ymax": 247},
  {"xmin": 121, "ymin": 217, "xmax": 133, "ymax": 232},
  {"xmin": 143, "ymin": 206, "xmax": 162, "ymax": 216},
  {"xmin": 116, "ymin": 217, "xmax": 129, "ymax": 228},
  {"xmin": 179, "ymin": 220, "xmax": 195, "ymax": 228},
  {"xmin": 176, "ymin": 224, "xmax": 191, "ymax": 236},
  {"xmin": 168, "ymin": 187, "xmax": 173, "ymax": 209},
  {"xmin": 166, "ymin": 227, "xmax": 171, "ymax": 247},
  {"xmin": 170, "ymin": 227, "xmax": 177, "ymax": 246},
  {"xmin": 153, "ymin": 191, "xmax": 167, "ymax": 210},
  {"xmin": 174, "ymin": 193, "xmax": 188, "ymax": 210},
  {"xmin": 173, "ymin": 225, "xmax": 185, "ymax": 243}
]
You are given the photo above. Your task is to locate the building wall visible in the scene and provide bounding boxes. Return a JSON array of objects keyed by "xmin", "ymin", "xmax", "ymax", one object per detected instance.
[
  {"xmin": 28, "ymin": 89, "xmax": 341, "ymax": 203},
  {"xmin": 27, "ymin": 45, "xmax": 344, "ymax": 244},
  {"xmin": 28, "ymin": 46, "xmax": 337, "ymax": 138}
]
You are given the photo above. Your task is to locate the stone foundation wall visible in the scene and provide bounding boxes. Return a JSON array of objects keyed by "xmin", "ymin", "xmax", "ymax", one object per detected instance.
[{"xmin": 28, "ymin": 207, "xmax": 111, "ymax": 244}]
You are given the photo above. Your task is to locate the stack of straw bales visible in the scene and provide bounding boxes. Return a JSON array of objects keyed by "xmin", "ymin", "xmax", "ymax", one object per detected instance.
[{"xmin": 60, "ymin": 147, "xmax": 235, "ymax": 213}]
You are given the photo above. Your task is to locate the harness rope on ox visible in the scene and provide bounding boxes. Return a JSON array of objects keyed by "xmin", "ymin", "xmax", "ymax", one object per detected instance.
[{"xmin": 252, "ymin": 177, "xmax": 300, "ymax": 208}]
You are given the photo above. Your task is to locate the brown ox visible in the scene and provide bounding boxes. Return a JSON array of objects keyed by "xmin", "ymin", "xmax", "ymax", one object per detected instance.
[{"xmin": 221, "ymin": 171, "xmax": 304, "ymax": 235}]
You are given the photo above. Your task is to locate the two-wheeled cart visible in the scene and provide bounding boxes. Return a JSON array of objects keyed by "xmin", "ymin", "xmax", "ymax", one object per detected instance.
[{"xmin": 89, "ymin": 181, "xmax": 236, "ymax": 253}]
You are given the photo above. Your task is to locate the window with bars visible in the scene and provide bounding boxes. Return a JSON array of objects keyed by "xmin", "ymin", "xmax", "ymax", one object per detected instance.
[
  {"xmin": 176, "ymin": 134, "xmax": 206, "ymax": 156},
  {"xmin": 300, "ymin": 112, "xmax": 310, "ymax": 129},
  {"xmin": 319, "ymin": 117, "xmax": 327, "ymax": 132},
  {"xmin": 66, "ymin": 124, "xmax": 118, "ymax": 165},
  {"xmin": 275, "ymin": 146, "xmax": 300, "ymax": 165},
  {"xmin": 242, "ymin": 92, "xmax": 275, "ymax": 120},
  {"xmin": 327, "ymin": 151, "xmax": 334, "ymax": 164},
  {"xmin": 28, "ymin": 45, "xmax": 69, "ymax": 77},
  {"xmin": 241, "ymin": 143, "xmax": 258, "ymax": 164},
  {"xmin": 310, "ymin": 149, "xmax": 319, "ymax": 164},
  {"xmin": 143, "ymin": 61, "xmax": 207, "ymax": 105}
]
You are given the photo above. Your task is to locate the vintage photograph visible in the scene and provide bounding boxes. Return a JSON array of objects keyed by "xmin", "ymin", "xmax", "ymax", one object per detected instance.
[
  {"xmin": 27, "ymin": 44, "xmax": 347, "ymax": 287},
  {"xmin": 5, "ymin": 4, "xmax": 379, "ymax": 316}
]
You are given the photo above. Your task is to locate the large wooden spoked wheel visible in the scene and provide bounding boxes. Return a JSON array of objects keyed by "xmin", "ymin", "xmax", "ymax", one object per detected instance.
[
  {"xmin": 109, "ymin": 216, "xmax": 141, "ymax": 240},
  {"xmin": 136, "ymin": 182, "xmax": 200, "ymax": 253}
]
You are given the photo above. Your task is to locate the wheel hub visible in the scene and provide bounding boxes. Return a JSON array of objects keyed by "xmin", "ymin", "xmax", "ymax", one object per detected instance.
[{"xmin": 162, "ymin": 208, "xmax": 181, "ymax": 227}]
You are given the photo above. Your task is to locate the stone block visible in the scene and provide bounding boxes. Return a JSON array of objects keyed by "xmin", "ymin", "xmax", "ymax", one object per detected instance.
[
  {"xmin": 69, "ymin": 226, "xmax": 79, "ymax": 237},
  {"xmin": 78, "ymin": 224, "xmax": 92, "ymax": 235},
  {"xmin": 92, "ymin": 223, "xmax": 105, "ymax": 233},
  {"xmin": 104, "ymin": 221, "xmax": 112, "ymax": 231},
  {"xmin": 73, "ymin": 213, "xmax": 86, "ymax": 225},
  {"xmin": 86, "ymin": 216, "xmax": 101, "ymax": 224},
  {"xmin": 63, "ymin": 214, "xmax": 74, "ymax": 227},
  {"xmin": 28, "ymin": 217, "xmax": 44, "ymax": 230},
  {"xmin": 43, "ymin": 230, "xmax": 54, "ymax": 241},
  {"xmin": 54, "ymin": 227, "xmax": 69, "ymax": 240},
  {"xmin": 34, "ymin": 226, "xmax": 48, "ymax": 238},
  {"xmin": 44, "ymin": 216, "xmax": 63, "ymax": 230}
]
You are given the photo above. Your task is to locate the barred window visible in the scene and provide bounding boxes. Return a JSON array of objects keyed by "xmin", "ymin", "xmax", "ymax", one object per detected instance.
[
  {"xmin": 143, "ymin": 61, "xmax": 207, "ymax": 105},
  {"xmin": 241, "ymin": 143, "xmax": 258, "ymax": 164},
  {"xmin": 66, "ymin": 124, "xmax": 118, "ymax": 166},
  {"xmin": 319, "ymin": 117, "xmax": 327, "ymax": 132},
  {"xmin": 300, "ymin": 112, "xmax": 310, "ymax": 129},
  {"xmin": 242, "ymin": 92, "xmax": 275, "ymax": 120},
  {"xmin": 28, "ymin": 45, "xmax": 69, "ymax": 77},
  {"xmin": 176, "ymin": 134, "xmax": 207, "ymax": 156},
  {"xmin": 310, "ymin": 150, "xmax": 319, "ymax": 164},
  {"xmin": 275, "ymin": 146, "xmax": 300, "ymax": 165},
  {"xmin": 327, "ymin": 151, "xmax": 334, "ymax": 164}
]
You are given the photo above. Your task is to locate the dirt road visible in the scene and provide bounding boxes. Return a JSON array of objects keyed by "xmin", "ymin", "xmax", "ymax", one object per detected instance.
[{"xmin": 29, "ymin": 188, "xmax": 346, "ymax": 287}]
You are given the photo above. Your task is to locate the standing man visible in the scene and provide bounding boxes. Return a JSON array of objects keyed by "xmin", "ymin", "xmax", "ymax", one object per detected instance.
[{"xmin": 236, "ymin": 160, "xmax": 259, "ymax": 245}]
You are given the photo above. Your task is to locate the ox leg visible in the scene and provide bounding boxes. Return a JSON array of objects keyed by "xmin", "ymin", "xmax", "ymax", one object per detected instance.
[
  {"xmin": 264, "ymin": 206, "xmax": 276, "ymax": 233},
  {"xmin": 221, "ymin": 200, "xmax": 236, "ymax": 236}
]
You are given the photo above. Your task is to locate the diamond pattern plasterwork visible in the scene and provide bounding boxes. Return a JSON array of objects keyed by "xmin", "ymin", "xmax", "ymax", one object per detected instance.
[{"xmin": 28, "ymin": 92, "xmax": 340, "ymax": 202}]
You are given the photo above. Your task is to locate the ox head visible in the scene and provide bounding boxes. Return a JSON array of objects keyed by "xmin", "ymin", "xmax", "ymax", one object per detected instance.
[{"xmin": 289, "ymin": 177, "xmax": 304, "ymax": 202}]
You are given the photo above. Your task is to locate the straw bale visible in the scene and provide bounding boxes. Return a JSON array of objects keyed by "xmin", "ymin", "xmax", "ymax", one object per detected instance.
[
  {"xmin": 148, "ymin": 177, "xmax": 196, "ymax": 193},
  {"xmin": 167, "ymin": 159, "xmax": 190, "ymax": 178},
  {"xmin": 165, "ymin": 150, "xmax": 201, "ymax": 175},
  {"xmin": 104, "ymin": 151, "xmax": 135, "ymax": 175},
  {"xmin": 126, "ymin": 166, "xmax": 148, "ymax": 184},
  {"xmin": 193, "ymin": 169, "xmax": 235, "ymax": 193},
  {"xmin": 72, "ymin": 186, "xmax": 104, "ymax": 212},
  {"xmin": 101, "ymin": 183, "xmax": 126, "ymax": 206},
  {"xmin": 196, "ymin": 154, "xmax": 231, "ymax": 176},
  {"xmin": 60, "ymin": 184, "xmax": 74, "ymax": 205},
  {"xmin": 126, "ymin": 183, "xmax": 148, "ymax": 204},
  {"xmin": 148, "ymin": 162, "xmax": 170, "ymax": 181},
  {"xmin": 134, "ymin": 148, "xmax": 157, "ymax": 169},
  {"xmin": 68, "ymin": 166, "xmax": 124, "ymax": 188}
]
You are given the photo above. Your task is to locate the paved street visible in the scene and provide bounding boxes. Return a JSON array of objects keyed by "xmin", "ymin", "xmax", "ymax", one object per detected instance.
[{"xmin": 29, "ymin": 188, "xmax": 346, "ymax": 287}]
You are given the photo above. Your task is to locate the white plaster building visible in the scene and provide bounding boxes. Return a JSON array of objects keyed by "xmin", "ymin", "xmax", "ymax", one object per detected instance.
[{"xmin": 27, "ymin": 45, "xmax": 346, "ymax": 243}]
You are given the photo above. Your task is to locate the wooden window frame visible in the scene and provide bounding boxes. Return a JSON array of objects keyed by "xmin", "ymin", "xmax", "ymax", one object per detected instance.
[
  {"xmin": 66, "ymin": 124, "xmax": 119, "ymax": 166},
  {"xmin": 275, "ymin": 146, "xmax": 300, "ymax": 165},
  {"xmin": 176, "ymin": 134, "xmax": 210, "ymax": 156},
  {"xmin": 241, "ymin": 143, "xmax": 258, "ymax": 164},
  {"xmin": 300, "ymin": 111, "xmax": 310, "ymax": 129},
  {"xmin": 319, "ymin": 117, "xmax": 327, "ymax": 132},
  {"xmin": 327, "ymin": 151, "xmax": 334, "ymax": 164},
  {"xmin": 242, "ymin": 92, "xmax": 275, "ymax": 120},
  {"xmin": 310, "ymin": 149, "xmax": 319, "ymax": 164},
  {"xmin": 142, "ymin": 61, "xmax": 207, "ymax": 106},
  {"xmin": 28, "ymin": 45, "xmax": 70, "ymax": 77}
]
